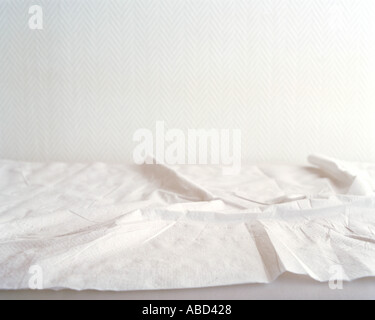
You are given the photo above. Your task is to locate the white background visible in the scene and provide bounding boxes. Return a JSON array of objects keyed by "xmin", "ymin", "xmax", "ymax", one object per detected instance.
[{"xmin": 1, "ymin": 0, "xmax": 375, "ymax": 163}]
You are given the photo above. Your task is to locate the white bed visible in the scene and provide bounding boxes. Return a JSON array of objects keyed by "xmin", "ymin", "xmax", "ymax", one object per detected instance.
[
  {"xmin": 1, "ymin": 273, "xmax": 375, "ymax": 300},
  {"xmin": 0, "ymin": 155, "xmax": 375, "ymax": 299}
]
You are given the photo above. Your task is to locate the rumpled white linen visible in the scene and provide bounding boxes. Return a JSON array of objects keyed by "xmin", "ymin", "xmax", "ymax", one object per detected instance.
[{"xmin": 0, "ymin": 155, "xmax": 374, "ymax": 291}]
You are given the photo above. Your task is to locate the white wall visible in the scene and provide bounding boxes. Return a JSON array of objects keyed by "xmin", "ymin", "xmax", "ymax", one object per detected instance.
[{"xmin": 1, "ymin": 0, "xmax": 375, "ymax": 163}]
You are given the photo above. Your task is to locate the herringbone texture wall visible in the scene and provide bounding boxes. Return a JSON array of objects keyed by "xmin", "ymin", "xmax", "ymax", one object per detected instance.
[{"xmin": 1, "ymin": 0, "xmax": 375, "ymax": 163}]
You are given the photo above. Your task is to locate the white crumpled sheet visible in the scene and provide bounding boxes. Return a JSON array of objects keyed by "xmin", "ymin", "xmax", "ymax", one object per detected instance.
[{"xmin": 0, "ymin": 155, "xmax": 375, "ymax": 291}]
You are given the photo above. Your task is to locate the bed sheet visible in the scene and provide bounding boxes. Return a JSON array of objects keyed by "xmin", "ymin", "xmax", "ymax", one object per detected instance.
[
  {"xmin": 0, "ymin": 155, "xmax": 375, "ymax": 291},
  {"xmin": 1, "ymin": 273, "xmax": 375, "ymax": 300}
]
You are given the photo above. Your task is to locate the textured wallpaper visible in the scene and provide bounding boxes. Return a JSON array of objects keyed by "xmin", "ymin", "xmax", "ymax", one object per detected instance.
[{"xmin": 1, "ymin": 0, "xmax": 375, "ymax": 163}]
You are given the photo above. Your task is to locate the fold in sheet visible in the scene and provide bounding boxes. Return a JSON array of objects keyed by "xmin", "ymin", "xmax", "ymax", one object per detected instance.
[
  {"xmin": 308, "ymin": 154, "xmax": 374, "ymax": 196},
  {"xmin": 0, "ymin": 156, "xmax": 374, "ymax": 291}
]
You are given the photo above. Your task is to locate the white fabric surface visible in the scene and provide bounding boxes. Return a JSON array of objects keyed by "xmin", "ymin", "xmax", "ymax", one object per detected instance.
[
  {"xmin": 2, "ymin": 273, "xmax": 375, "ymax": 300},
  {"xmin": 0, "ymin": 155, "xmax": 375, "ymax": 291}
]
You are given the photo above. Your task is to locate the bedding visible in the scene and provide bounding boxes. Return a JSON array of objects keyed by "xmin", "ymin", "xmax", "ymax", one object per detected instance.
[
  {"xmin": 0, "ymin": 155, "xmax": 375, "ymax": 291},
  {"xmin": 2, "ymin": 273, "xmax": 375, "ymax": 300}
]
